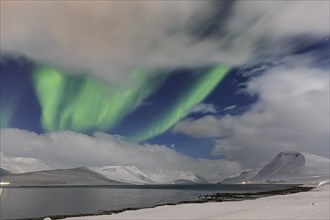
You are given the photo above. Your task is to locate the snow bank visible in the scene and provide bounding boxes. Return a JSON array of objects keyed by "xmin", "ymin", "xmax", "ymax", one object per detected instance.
[{"xmin": 64, "ymin": 185, "xmax": 329, "ymax": 220}]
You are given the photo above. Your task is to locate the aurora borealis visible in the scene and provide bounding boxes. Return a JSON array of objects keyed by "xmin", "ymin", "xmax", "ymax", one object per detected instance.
[
  {"xmin": 33, "ymin": 66, "xmax": 166, "ymax": 133},
  {"xmin": 0, "ymin": 54, "xmax": 245, "ymax": 161},
  {"xmin": 131, "ymin": 65, "xmax": 230, "ymax": 142},
  {"xmin": 30, "ymin": 65, "xmax": 230, "ymax": 141},
  {"xmin": 0, "ymin": 104, "xmax": 13, "ymax": 127}
]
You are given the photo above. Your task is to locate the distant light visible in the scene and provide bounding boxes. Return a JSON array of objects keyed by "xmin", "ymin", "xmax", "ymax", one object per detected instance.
[
  {"xmin": 0, "ymin": 182, "xmax": 10, "ymax": 186},
  {"xmin": 240, "ymin": 181, "xmax": 251, "ymax": 184}
]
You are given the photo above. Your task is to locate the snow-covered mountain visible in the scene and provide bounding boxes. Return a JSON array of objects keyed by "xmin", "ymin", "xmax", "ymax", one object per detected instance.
[
  {"xmin": 92, "ymin": 166, "xmax": 153, "ymax": 184},
  {"xmin": 0, "ymin": 152, "xmax": 50, "ymax": 174},
  {"xmin": 0, "ymin": 167, "xmax": 123, "ymax": 186},
  {"xmin": 0, "ymin": 152, "xmax": 207, "ymax": 185},
  {"xmin": 221, "ymin": 168, "xmax": 261, "ymax": 184},
  {"xmin": 93, "ymin": 166, "xmax": 205, "ymax": 184},
  {"xmin": 146, "ymin": 170, "xmax": 206, "ymax": 184},
  {"xmin": 1, "ymin": 164, "xmax": 206, "ymax": 185},
  {"xmin": 222, "ymin": 151, "xmax": 329, "ymax": 184},
  {"xmin": 252, "ymin": 151, "xmax": 305, "ymax": 181}
]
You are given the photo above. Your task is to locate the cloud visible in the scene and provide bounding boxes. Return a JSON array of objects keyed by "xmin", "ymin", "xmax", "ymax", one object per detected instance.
[
  {"xmin": 172, "ymin": 61, "xmax": 329, "ymax": 168},
  {"xmin": 222, "ymin": 105, "xmax": 237, "ymax": 111},
  {"xmin": 0, "ymin": 1, "xmax": 222, "ymax": 82},
  {"xmin": 189, "ymin": 103, "xmax": 217, "ymax": 114},
  {"xmin": 0, "ymin": 128, "xmax": 241, "ymax": 181},
  {"xmin": 1, "ymin": 1, "xmax": 328, "ymax": 82},
  {"xmin": 172, "ymin": 115, "xmax": 225, "ymax": 138}
]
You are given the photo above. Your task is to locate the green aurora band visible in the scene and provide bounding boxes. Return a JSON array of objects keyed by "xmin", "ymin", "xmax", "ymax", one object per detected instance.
[
  {"xmin": 0, "ymin": 106, "xmax": 13, "ymax": 127},
  {"xmin": 131, "ymin": 65, "xmax": 230, "ymax": 142},
  {"xmin": 0, "ymin": 96, "xmax": 19, "ymax": 128},
  {"xmin": 33, "ymin": 66, "xmax": 165, "ymax": 132}
]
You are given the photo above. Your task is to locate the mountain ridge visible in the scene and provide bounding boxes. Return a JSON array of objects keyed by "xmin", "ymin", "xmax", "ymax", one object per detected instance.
[
  {"xmin": 0, "ymin": 152, "xmax": 50, "ymax": 174},
  {"xmin": 2, "ymin": 151, "xmax": 328, "ymax": 185},
  {"xmin": 221, "ymin": 151, "xmax": 329, "ymax": 184},
  {"xmin": 0, "ymin": 167, "xmax": 123, "ymax": 186}
]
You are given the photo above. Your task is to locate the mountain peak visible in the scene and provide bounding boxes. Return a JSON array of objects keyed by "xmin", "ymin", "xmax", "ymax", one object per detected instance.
[
  {"xmin": 0, "ymin": 152, "xmax": 50, "ymax": 174},
  {"xmin": 252, "ymin": 151, "xmax": 305, "ymax": 181},
  {"xmin": 222, "ymin": 151, "xmax": 329, "ymax": 184}
]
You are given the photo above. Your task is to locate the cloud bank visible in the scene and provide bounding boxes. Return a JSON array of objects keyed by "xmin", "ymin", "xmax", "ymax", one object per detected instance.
[
  {"xmin": 173, "ymin": 61, "xmax": 330, "ymax": 168},
  {"xmin": 0, "ymin": 128, "xmax": 241, "ymax": 181},
  {"xmin": 1, "ymin": 1, "xmax": 328, "ymax": 82}
]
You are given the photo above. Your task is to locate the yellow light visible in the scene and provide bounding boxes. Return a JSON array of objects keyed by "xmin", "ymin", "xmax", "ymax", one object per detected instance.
[{"xmin": 0, "ymin": 181, "xmax": 10, "ymax": 186}]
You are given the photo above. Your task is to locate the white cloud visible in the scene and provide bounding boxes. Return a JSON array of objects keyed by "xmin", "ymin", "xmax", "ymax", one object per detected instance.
[
  {"xmin": 0, "ymin": 128, "xmax": 241, "ymax": 181},
  {"xmin": 0, "ymin": 1, "xmax": 224, "ymax": 83},
  {"xmin": 189, "ymin": 103, "xmax": 217, "ymax": 114},
  {"xmin": 172, "ymin": 62, "xmax": 330, "ymax": 168},
  {"xmin": 172, "ymin": 115, "xmax": 225, "ymax": 138},
  {"xmin": 222, "ymin": 105, "xmax": 237, "ymax": 111},
  {"xmin": 1, "ymin": 1, "xmax": 328, "ymax": 82}
]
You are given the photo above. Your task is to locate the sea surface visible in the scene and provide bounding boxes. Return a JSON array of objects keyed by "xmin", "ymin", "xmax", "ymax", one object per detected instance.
[{"xmin": 0, "ymin": 184, "xmax": 294, "ymax": 220}]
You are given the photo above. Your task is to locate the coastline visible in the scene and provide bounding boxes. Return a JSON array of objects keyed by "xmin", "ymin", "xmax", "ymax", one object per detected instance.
[
  {"xmin": 63, "ymin": 184, "xmax": 329, "ymax": 220},
  {"xmin": 14, "ymin": 186, "xmax": 312, "ymax": 220}
]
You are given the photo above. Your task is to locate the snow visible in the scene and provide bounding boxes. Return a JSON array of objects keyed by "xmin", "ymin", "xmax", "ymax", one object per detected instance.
[
  {"xmin": 222, "ymin": 151, "xmax": 329, "ymax": 184},
  {"xmin": 253, "ymin": 151, "xmax": 306, "ymax": 180},
  {"xmin": 92, "ymin": 166, "xmax": 153, "ymax": 184},
  {"xmin": 145, "ymin": 170, "xmax": 205, "ymax": 184},
  {"xmin": 64, "ymin": 183, "xmax": 330, "ymax": 220},
  {"xmin": 0, "ymin": 152, "xmax": 50, "ymax": 174},
  {"xmin": 221, "ymin": 168, "xmax": 261, "ymax": 184},
  {"xmin": 0, "ymin": 167, "xmax": 122, "ymax": 186},
  {"xmin": 92, "ymin": 166, "xmax": 205, "ymax": 184}
]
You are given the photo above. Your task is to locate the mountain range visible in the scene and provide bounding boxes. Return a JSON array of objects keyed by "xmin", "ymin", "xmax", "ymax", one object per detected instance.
[
  {"xmin": 0, "ymin": 152, "xmax": 204, "ymax": 185},
  {"xmin": 0, "ymin": 167, "xmax": 121, "ymax": 186},
  {"xmin": 1, "ymin": 151, "xmax": 329, "ymax": 186}
]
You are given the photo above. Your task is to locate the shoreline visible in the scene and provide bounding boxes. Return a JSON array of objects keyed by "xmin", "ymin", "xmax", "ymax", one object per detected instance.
[
  {"xmin": 0, "ymin": 182, "xmax": 300, "ymax": 188},
  {"xmin": 9, "ymin": 186, "xmax": 313, "ymax": 220},
  {"xmin": 63, "ymin": 184, "xmax": 329, "ymax": 220}
]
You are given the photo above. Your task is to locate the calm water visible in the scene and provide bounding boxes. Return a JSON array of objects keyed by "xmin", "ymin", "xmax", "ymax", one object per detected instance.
[{"xmin": 0, "ymin": 184, "xmax": 292, "ymax": 220}]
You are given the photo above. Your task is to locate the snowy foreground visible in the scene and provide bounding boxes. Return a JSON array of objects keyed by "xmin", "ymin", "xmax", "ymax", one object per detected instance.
[{"xmin": 64, "ymin": 184, "xmax": 329, "ymax": 220}]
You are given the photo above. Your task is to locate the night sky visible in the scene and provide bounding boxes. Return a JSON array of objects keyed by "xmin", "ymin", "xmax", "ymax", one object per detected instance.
[
  {"xmin": 0, "ymin": 57, "xmax": 253, "ymax": 159},
  {"xmin": 0, "ymin": 1, "xmax": 329, "ymax": 175}
]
